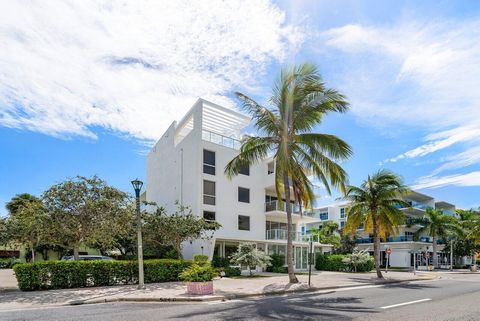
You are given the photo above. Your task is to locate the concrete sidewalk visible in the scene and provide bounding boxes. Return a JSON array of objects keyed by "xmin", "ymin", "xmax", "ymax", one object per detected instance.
[{"xmin": 0, "ymin": 270, "xmax": 436, "ymax": 310}]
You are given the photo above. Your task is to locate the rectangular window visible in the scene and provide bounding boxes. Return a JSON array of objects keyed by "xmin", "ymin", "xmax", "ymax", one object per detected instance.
[
  {"xmin": 340, "ymin": 221, "xmax": 345, "ymax": 229},
  {"xmin": 239, "ymin": 164, "xmax": 250, "ymax": 176},
  {"xmin": 203, "ymin": 211, "xmax": 216, "ymax": 221},
  {"xmin": 203, "ymin": 180, "xmax": 216, "ymax": 205},
  {"xmin": 238, "ymin": 215, "xmax": 250, "ymax": 231},
  {"xmin": 340, "ymin": 208, "xmax": 345, "ymax": 219},
  {"xmin": 203, "ymin": 149, "xmax": 215, "ymax": 175},
  {"xmin": 238, "ymin": 187, "xmax": 250, "ymax": 203},
  {"xmin": 319, "ymin": 212, "xmax": 328, "ymax": 220}
]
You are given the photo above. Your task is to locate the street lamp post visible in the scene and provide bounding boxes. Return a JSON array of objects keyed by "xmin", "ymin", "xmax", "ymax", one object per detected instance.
[{"xmin": 131, "ymin": 179, "xmax": 145, "ymax": 290}]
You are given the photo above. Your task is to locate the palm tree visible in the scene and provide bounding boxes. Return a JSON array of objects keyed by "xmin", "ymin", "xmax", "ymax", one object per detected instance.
[
  {"xmin": 410, "ymin": 208, "xmax": 458, "ymax": 268},
  {"xmin": 343, "ymin": 170, "xmax": 410, "ymax": 279},
  {"xmin": 225, "ymin": 63, "xmax": 352, "ymax": 283},
  {"xmin": 455, "ymin": 209, "xmax": 480, "ymax": 270}
]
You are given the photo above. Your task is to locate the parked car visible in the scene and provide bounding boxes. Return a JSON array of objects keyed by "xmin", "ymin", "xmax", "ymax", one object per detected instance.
[{"xmin": 61, "ymin": 255, "xmax": 114, "ymax": 261}]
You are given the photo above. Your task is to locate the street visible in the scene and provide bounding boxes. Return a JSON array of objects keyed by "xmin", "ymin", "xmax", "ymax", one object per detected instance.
[{"xmin": 1, "ymin": 274, "xmax": 479, "ymax": 321}]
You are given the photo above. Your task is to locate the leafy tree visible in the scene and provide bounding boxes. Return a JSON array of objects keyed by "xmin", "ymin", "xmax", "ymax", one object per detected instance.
[
  {"xmin": 6, "ymin": 200, "xmax": 48, "ymax": 261},
  {"xmin": 0, "ymin": 216, "xmax": 9, "ymax": 246},
  {"xmin": 409, "ymin": 208, "xmax": 459, "ymax": 268},
  {"xmin": 344, "ymin": 170, "xmax": 410, "ymax": 278},
  {"xmin": 229, "ymin": 243, "xmax": 271, "ymax": 276},
  {"xmin": 342, "ymin": 248, "xmax": 370, "ymax": 272},
  {"xmin": 309, "ymin": 221, "xmax": 341, "ymax": 248},
  {"xmin": 335, "ymin": 234, "xmax": 358, "ymax": 254},
  {"xmin": 5, "ymin": 193, "xmax": 41, "ymax": 215},
  {"xmin": 42, "ymin": 176, "xmax": 133, "ymax": 259},
  {"xmin": 143, "ymin": 204, "xmax": 221, "ymax": 259},
  {"xmin": 225, "ymin": 63, "xmax": 352, "ymax": 283},
  {"xmin": 455, "ymin": 209, "xmax": 480, "ymax": 269}
]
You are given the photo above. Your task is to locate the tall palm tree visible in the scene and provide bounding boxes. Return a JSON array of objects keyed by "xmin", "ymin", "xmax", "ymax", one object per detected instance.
[
  {"xmin": 410, "ymin": 208, "xmax": 458, "ymax": 268},
  {"xmin": 343, "ymin": 170, "xmax": 410, "ymax": 279},
  {"xmin": 225, "ymin": 63, "xmax": 352, "ymax": 283}
]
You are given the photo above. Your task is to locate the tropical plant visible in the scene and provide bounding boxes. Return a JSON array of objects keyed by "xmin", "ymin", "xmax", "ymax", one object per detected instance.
[
  {"xmin": 143, "ymin": 203, "xmax": 221, "ymax": 259},
  {"xmin": 409, "ymin": 208, "xmax": 459, "ymax": 268},
  {"xmin": 342, "ymin": 248, "xmax": 371, "ymax": 272},
  {"xmin": 225, "ymin": 63, "xmax": 352, "ymax": 283},
  {"xmin": 229, "ymin": 243, "xmax": 271, "ymax": 276},
  {"xmin": 343, "ymin": 170, "xmax": 410, "ymax": 278},
  {"xmin": 179, "ymin": 264, "xmax": 217, "ymax": 282},
  {"xmin": 309, "ymin": 221, "xmax": 341, "ymax": 248},
  {"xmin": 455, "ymin": 209, "xmax": 480, "ymax": 269}
]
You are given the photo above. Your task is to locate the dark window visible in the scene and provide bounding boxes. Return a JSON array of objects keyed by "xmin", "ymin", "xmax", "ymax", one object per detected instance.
[
  {"xmin": 319, "ymin": 212, "xmax": 328, "ymax": 220},
  {"xmin": 239, "ymin": 164, "xmax": 250, "ymax": 176},
  {"xmin": 203, "ymin": 149, "xmax": 215, "ymax": 175},
  {"xmin": 340, "ymin": 208, "xmax": 345, "ymax": 218},
  {"xmin": 203, "ymin": 211, "xmax": 216, "ymax": 221},
  {"xmin": 238, "ymin": 215, "xmax": 250, "ymax": 231},
  {"xmin": 203, "ymin": 180, "xmax": 215, "ymax": 205},
  {"xmin": 238, "ymin": 187, "xmax": 250, "ymax": 203},
  {"xmin": 340, "ymin": 221, "xmax": 345, "ymax": 229}
]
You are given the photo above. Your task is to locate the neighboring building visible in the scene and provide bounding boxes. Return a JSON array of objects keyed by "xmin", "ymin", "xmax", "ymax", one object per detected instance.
[
  {"xmin": 146, "ymin": 98, "xmax": 333, "ymax": 271},
  {"xmin": 305, "ymin": 191, "xmax": 457, "ymax": 269},
  {"xmin": 0, "ymin": 244, "xmax": 100, "ymax": 262}
]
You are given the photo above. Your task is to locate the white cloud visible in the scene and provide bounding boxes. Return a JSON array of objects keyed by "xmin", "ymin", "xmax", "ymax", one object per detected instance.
[
  {"xmin": 322, "ymin": 19, "xmax": 480, "ymax": 186},
  {"xmin": 412, "ymin": 171, "xmax": 480, "ymax": 190},
  {"xmin": 0, "ymin": 1, "xmax": 302, "ymax": 141}
]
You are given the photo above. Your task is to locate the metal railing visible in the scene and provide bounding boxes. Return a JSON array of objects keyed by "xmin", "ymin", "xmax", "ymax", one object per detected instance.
[
  {"xmin": 202, "ymin": 130, "xmax": 242, "ymax": 150},
  {"xmin": 265, "ymin": 229, "xmax": 320, "ymax": 242},
  {"xmin": 264, "ymin": 201, "xmax": 316, "ymax": 217},
  {"xmin": 356, "ymin": 235, "xmax": 437, "ymax": 243}
]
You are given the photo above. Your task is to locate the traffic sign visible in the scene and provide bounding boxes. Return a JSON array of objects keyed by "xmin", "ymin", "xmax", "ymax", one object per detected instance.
[{"xmin": 386, "ymin": 248, "xmax": 392, "ymax": 255}]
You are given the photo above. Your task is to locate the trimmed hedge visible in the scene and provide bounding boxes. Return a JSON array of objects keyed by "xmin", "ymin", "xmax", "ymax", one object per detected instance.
[
  {"xmin": 266, "ymin": 254, "xmax": 287, "ymax": 273},
  {"xmin": 315, "ymin": 254, "xmax": 373, "ymax": 272},
  {"xmin": 0, "ymin": 258, "xmax": 21, "ymax": 269},
  {"xmin": 13, "ymin": 259, "xmax": 192, "ymax": 291}
]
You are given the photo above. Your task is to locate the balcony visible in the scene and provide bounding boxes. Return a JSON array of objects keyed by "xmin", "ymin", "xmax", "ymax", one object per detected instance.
[
  {"xmin": 266, "ymin": 229, "xmax": 320, "ymax": 243},
  {"xmin": 356, "ymin": 235, "xmax": 435, "ymax": 243},
  {"xmin": 202, "ymin": 129, "xmax": 242, "ymax": 150},
  {"xmin": 264, "ymin": 201, "xmax": 318, "ymax": 222},
  {"xmin": 265, "ymin": 201, "xmax": 300, "ymax": 214}
]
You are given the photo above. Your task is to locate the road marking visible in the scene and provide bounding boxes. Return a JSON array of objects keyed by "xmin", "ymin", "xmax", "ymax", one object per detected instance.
[{"xmin": 380, "ymin": 298, "xmax": 432, "ymax": 309}]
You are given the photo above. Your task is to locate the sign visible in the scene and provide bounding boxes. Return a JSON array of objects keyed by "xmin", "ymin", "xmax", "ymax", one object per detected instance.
[{"xmin": 386, "ymin": 248, "xmax": 392, "ymax": 255}]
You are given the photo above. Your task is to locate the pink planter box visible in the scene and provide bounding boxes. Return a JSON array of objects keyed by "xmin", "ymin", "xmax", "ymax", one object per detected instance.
[{"xmin": 186, "ymin": 281, "xmax": 214, "ymax": 295}]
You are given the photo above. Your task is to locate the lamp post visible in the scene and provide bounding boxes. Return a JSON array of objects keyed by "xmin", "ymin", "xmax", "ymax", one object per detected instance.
[{"xmin": 131, "ymin": 179, "xmax": 145, "ymax": 289}]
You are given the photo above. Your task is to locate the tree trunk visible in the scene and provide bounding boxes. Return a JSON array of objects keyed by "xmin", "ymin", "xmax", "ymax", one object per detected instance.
[
  {"xmin": 472, "ymin": 251, "xmax": 478, "ymax": 270},
  {"xmin": 284, "ymin": 173, "xmax": 298, "ymax": 284},
  {"xmin": 73, "ymin": 246, "xmax": 80, "ymax": 260},
  {"xmin": 432, "ymin": 236, "xmax": 438, "ymax": 268},
  {"xmin": 373, "ymin": 234, "xmax": 383, "ymax": 279},
  {"xmin": 31, "ymin": 247, "xmax": 35, "ymax": 262}
]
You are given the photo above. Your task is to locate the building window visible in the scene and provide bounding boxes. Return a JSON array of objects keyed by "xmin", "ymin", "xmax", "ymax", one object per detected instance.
[
  {"xmin": 319, "ymin": 212, "xmax": 328, "ymax": 220},
  {"xmin": 238, "ymin": 215, "xmax": 250, "ymax": 231},
  {"xmin": 203, "ymin": 211, "xmax": 216, "ymax": 221},
  {"xmin": 340, "ymin": 221, "xmax": 345, "ymax": 229},
  {"xmin": 238, "ymin": 187, "xmax": 250, "ymax": 203},
  {"xmin": 267, "ymin": 161, "xmax": 274, "ymax": 175},
  {"xmin": 239, "ymin": 164, "xmax": 250, "ymax": 176},
  {"xmin": 203, "ymin": 149, "xmax": 215, "ymax": 175},
  {"xmin": 203, "ymin": 180, "xmax": 216, "ymax": 205},
  {"xmin": 340, "ymin": 208, "xmax": 345, "ymax": 219}
]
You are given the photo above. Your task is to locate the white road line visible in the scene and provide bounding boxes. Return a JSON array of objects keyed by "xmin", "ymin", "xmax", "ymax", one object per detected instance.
[{"xmin": 380, "ymin": 298, "xmax": 432, "ymax": 309}]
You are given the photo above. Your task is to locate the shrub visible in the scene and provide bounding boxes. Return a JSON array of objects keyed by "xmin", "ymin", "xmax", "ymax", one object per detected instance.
[
  {"xmin": 224, "ymin": 266, "xmax": 241, "ymax": 277},
  {"xmin": 0, "ymin": 258, "xmax": 21, "ymax": 269},
  {"xmin": 13, "ymin": 259, "xmax": 192, "ymax": 291},
  {"xmin": 229, "ymin": 243, "xmax": 271, "ymax": 276},
  {"xmin": 193, "ymin": 255, "xmax": 209, "ymax": 263},
  {"xmin": 342, "ymin": 249, "xmax": 371, "ymax": 272},
  {"xmin": 179, "ymin": 264, "xmax": 217, "ymax": 282},
  {"xmin": 266, "ymin": 254, "xmax": 285, "ymax": 273},
  {"xmin": 315, "ymin": 253, "xmax": 373, "ymax": 272},
  {"xmin": 212, "ymin": 256, "xmax": 230, "ymax": 268}
]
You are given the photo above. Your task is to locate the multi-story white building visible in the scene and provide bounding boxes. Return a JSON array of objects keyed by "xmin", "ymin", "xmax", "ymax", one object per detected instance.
[
  {"xmin": 306, "ymin": 191, "xmax": 457, "ymax": 269},
  {"xmin": 146, "ymin": 99, "xmax": 333, "ymax": 271}
]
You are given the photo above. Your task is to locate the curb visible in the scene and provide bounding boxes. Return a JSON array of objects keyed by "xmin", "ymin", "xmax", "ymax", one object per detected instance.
[{"xmin": 68, "ymin": 277, "xmax": 437, "ymax": 306}]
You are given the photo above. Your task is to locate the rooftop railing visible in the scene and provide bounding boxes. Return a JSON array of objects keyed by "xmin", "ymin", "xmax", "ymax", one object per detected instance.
[{"xmin": 202, "ymin": 129, "xmax": 242, "ymax": 150}]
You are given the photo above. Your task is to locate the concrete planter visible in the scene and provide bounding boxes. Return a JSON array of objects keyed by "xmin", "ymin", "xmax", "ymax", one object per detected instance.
[{"xmin": 186, "ymin": 281, "xmax": 213, "ymax": 295}]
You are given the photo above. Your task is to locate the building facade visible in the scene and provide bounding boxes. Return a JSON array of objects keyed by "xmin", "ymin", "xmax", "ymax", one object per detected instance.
[
  {"xmin": 146, "ymin": 99, "xmax": 333, "ymax": 271},
  {"xmin": 305, "ymin": 192, "xmax": 457, "ymax": 269}
]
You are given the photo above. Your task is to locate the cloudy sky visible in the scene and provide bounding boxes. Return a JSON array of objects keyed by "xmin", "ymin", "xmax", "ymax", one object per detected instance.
[{"xmin": 1, "ymin": 0, "xmax": 479, "ymax": 212}]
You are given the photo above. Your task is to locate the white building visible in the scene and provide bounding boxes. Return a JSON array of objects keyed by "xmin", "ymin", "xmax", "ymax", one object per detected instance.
[
  {"xmin": 305, "ymin": 191, "xmax": 457, "ymax": 269},
  {"xmin": 146, "ymin": 99, "xmax": 333, "ymax": 271}
]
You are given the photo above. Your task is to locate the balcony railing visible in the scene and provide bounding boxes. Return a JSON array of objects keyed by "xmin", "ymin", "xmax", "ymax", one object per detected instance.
[
  {"xmin": 356, "ymin": 235, "xmax": 437, "ymax": 244},
  {"xmin": 264, "ymin": 201, "xmax": 316, "ymax": 218},
  {"xmin": 202, "ymin": 130, "xmax": 242, "ymax": 150},
  {"xmin": 266, "ymin": 229, "xmax": 320, "ymax": 242}
]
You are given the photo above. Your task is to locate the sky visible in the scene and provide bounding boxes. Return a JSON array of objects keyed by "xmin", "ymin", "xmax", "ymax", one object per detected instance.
[{"xmin": 1, "ymin": 0, "xmax": 479, "ymax": 214}]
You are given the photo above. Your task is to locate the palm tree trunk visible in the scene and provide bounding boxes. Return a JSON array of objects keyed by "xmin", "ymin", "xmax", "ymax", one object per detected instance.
[
  {"xmin": 73, "ymin": 246, "xmax": 80, "ymax": 260},
  {"xmin": 284, "ymin": 173, "xmax": 298, "ymax": 284},
  {"xmin": 432, "ymin": 237, "xmax": 438, "ymax": 268},
  {"xmin": 373, "ymin": 231, "xmax": 383, "ymax": 279}
]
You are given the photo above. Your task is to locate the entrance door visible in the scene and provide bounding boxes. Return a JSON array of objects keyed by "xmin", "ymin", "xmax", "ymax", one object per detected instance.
[{"xmin": 295, "ymin": 247, "xmax": 302, "ymax": 270}]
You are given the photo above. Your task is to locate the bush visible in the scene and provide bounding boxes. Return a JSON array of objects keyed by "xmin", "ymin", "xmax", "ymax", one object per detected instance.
[
  {"xmin": 266, "ymin": 254, "xmax": 286, "ymax": 273},
  {"xmin": 315, "ymin": 253, "xmax": 373, "ymax": 272},
  {"xmin": 179, "ymin": 264, "xmax": 217, "ymax": 282},
  {"xmin": 13, "ymin": 259, "xmax": 192, "ymax": 291},
  {"xmin": 193, "ymin": 255, "xmax": 209, "ymax": 263},
  {"xmin": 212, "ymin": 256, "xmax": 230, "ymax": 268},
  {"xmin": 224, "ymin": 266, "xmax": 241, "ymax": 277},
  {"xmin": 0, "ymin": 258, "xmax": 21, "ymax": 269}
]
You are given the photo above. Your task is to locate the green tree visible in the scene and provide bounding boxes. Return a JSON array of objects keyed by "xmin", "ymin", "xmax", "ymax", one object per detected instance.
[
  {"xmin": 143, "ymin": 204, "xmax": 221, "ymax": 259},
  {"xmin": 6, "ymin": 200, "xmax": 48, "ymax": 261},
  {"xmin": 225, "ymin": 63, "xmax": 352, "ymax": 283},
  {"xmin": 309, "ymin": 221, "xmax": 341, "ymax": 248},
  {"xmin": 455, "ymin": 209, "xmax": 480, "ymax": 269},
  {"xmin": 342, "ymin": 248, "xmax": 370, "ymax": 272},
  {"xmin": 344, "ymin": 170, "xmax": 410, "ymax": 279},
  {"xmin": 42, "ymin": 176, "xmax": 133, "ymax": 259},
  {"xmin": 5, "ymin": 193, "xmax": 41, "ymax": 215},
  {"xmin": 0, "ymin": 216, "xmax": 9, "ymax": 246},
  {"xmin": 229, "ymin": 243, "xmax": 272, "ymax": 276},
  {"xmin": 410, "ymin": 208, "xmax": 459, "ymax": 268}
]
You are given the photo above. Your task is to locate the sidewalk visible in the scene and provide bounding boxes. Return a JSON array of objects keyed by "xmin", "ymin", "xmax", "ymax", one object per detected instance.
[{"xmin": 0, "ymin": 270, "xmax": 436, "ymax": 310}]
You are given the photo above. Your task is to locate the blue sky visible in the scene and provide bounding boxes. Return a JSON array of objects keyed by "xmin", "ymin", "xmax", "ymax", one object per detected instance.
[{"xmin": 1, "ymin": 0, "xmax": 479, "ymax": 215}]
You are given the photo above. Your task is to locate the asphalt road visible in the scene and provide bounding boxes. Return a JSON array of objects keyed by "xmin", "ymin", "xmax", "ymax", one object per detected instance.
[{"xmin": 1, "ymin": 275, "xmax": 479, "ymax": 321}]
